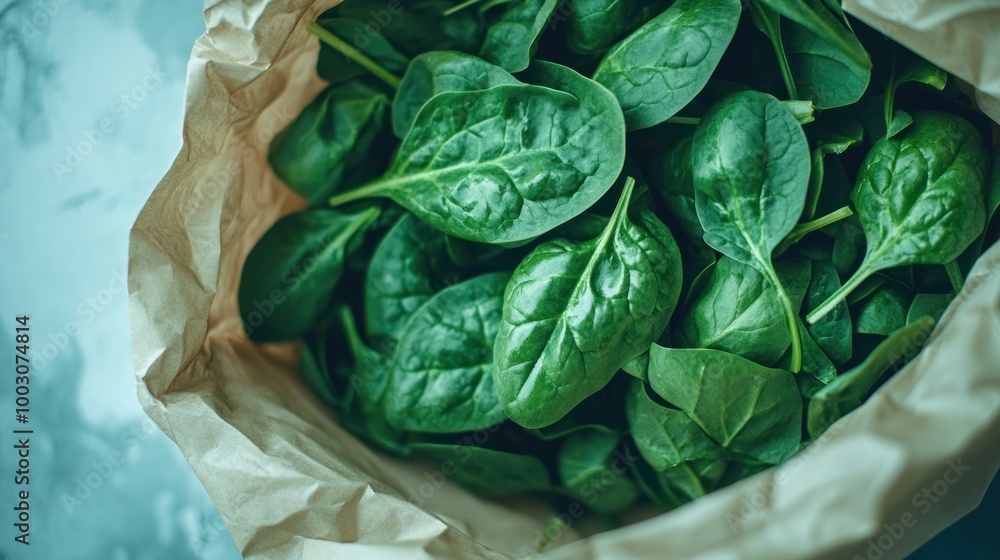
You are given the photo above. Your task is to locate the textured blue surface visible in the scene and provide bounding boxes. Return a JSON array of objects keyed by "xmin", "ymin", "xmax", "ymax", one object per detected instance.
[{"xmin": 0, "ymin": 0, "xmax": 995, "ymax": 559}]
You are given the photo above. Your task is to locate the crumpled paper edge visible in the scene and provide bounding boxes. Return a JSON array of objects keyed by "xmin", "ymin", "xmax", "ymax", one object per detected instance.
[{"xmin": 128, "ymin": 0, "xmax": 1000, "ymax": 558}]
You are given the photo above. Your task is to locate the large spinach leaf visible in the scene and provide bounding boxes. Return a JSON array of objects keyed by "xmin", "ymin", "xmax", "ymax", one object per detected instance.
[
  {"xmin": 494, "ymin": 179, "xmax": 682, "ymax": 428},
  {"xmin": 691, "ymin": 90, "xmax": 811, "ymax": 372},
  {"xmin": 646, "ymin": 345, "xmax": 802, "ymax": 464},
  {"xmin": 238, "ymin": 207, "xmax": 379, "ymax": 342},
  {"xmin": 557, "ymin": 431, "xmax": 639, "ymax": 513},
  {"xmin": 385, "ymin": 272, "xmax": 509, "ymax": 433},
  {"xmin": 328, "ymin": 61, "xmax": 626, "ymax": 244},
  {"xmin": 807, "ymin": 112, "xmax": 989, "ymax": 323},
  {"xmin": 592, "ymin": 0, "xmax": 741, "ymax": 130}
]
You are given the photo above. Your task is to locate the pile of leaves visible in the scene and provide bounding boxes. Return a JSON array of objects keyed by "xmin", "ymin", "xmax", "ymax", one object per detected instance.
[{"xmin": 239, "ymin": 0, "xmax": 999, "ymax": 515}]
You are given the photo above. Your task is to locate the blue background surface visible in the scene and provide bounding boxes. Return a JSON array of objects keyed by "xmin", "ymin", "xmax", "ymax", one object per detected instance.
[{"xmin": 0, "ymin": 1, "xmax": 995, "ymax": 558}]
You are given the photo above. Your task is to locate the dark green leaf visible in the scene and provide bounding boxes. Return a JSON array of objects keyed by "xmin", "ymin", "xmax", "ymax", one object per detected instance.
[
  {"xmin": 238, "ymin": 207, "xmax": 379, "ymax": 342},
  {"xmin": 479, "ymin": 0, "xmax": 560, "ymax": 72},
  {"xmin": 626, "ymin": 379, "xmax": 724, "ymax": 471},
  {"xmin": 494, "ymin": 180, "xmax": 683, "ymax": 428},
  {"xmin": 592, "ymin": 0, "xmax": 742, "ymax": 130},
  {"xmin": 386, "ymin": 272, "xmax": 509, "ymax": 432},
  {"xmin": 564, "ymin": 0, "xmax": 670, "ymax": 56},
  {"xmin": 906, "ymin": 293, "xmax": 952, "ymax": 325},
  {"xmin": 411, "ymin": 442, "xmax": 551, "ymax": 496},
  {"xmin": 854, "ymin": 285, "xmax": 911, "ymax": 336},
  {"xmin": 558, "ymin": 431, "xmax": 639, "ymax": 513},
  {"xmin": 805, "ymin": 259, "xmax": 852, "ymax": 365}
]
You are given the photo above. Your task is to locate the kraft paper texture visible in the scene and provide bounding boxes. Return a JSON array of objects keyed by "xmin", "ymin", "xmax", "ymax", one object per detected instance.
[{"xmin": 128, "ymin": 1, "xmax": 1000, "ymax": 558}]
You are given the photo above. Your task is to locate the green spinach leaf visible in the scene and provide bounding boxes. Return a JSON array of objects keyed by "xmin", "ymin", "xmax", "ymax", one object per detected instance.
[
  {"xmin": 479, "ymin": 0, "xmax": 560, "ymax": 72},
  {"xmin": 328, "ymin": 61, "xmax": 626, "ymax": 244},
  {"xmin": 691, "ymin": 90, "xmax": 812, "ymax": 371},
  {"xmin": 494, "ymin": 179, "xmax": 682, "ymax": 428},
  {"xmin": 558, "ymin": 431, "xmax": 639, "ymax": 513},
  {"xmin": 411, "ymin": 442, "xmax": 551, "ymax": 496},
  {"xmin": 592, "ymin": 0, "xmax": 742, "ymax": 130},
  {"xmin": 386, "ymin": 272, "xmax": 509, "ymax": 432}
]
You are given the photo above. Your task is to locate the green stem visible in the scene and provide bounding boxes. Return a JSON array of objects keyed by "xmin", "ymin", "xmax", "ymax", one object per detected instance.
[
  {"xmin": 666, "ymin": 116, "xmax": 701, "ymax": 126},
  {"xmin": 807, "ymin": 266, "xmax": 872, "ymax": 324},
  {"xmin": 763, "ymin": 264, "xmax": 802, "ymax": 373},
  {"xmin": 443, "ymin": 0, "xmax": 485, "ymax": 16},
  {"xmin": 337, "ymin": 306, "xmax": 365, "ymax": 362},
  {"xmin": 749, "ymin": 0, "xmax": 799, "ymax": 100},
  {"xmin": 884, "ymin": 51, "xmax": 897, "ymax": 131},
  {"xmin": 306, "ymin": 21, "xmax": 401, "ymax": 90},
  {"xmin": 535, "ymin": 516, "xmax": 565, "ymax": 553},
  {"xmin": 944, "ymin": 260, "xmax": 964, "ymax": 294},
  {"xmin": 328, "ymin": 180, "xmax": 392, "ymax": 207},
  {"xmin": 786, "ymin": 206, "xmax": 853, "ymax": 243}
]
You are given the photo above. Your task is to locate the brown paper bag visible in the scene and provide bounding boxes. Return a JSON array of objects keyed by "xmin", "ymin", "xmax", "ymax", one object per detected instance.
[{"xmin": 129, "ymin": 1, "xmax": 1000, "ymax": 558}]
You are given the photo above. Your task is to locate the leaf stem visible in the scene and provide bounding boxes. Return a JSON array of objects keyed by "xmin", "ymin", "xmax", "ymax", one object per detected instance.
[
  {"xmin": 306, "ymin": 21, "xmax": 401, "ymax": 90},
  {"xmin": 443, "ymin": 0, "xmax": 485, "ymax": 16},
  {"xmin": 666, "ymin": 116, "xmax": 701, "ymax": 126},
  {"xmin": 328, "ymin": 180, "xmax": 392, "ymax": 207},
  {"xmin": 749, "ymin": 0, "xmax": 799, "ymax": 100},
  {"xmin": 763, "ymin": 264, "xmax": 802, "ymax": 373},
  {"xmin": 944, "ymin": 260, "xmax": 964, "ymax": 293},
  {"xmin": 807, "ymin": 266, "xmax": 872, "ymax": 324},
  {"xmin": 337, "ymin": 305, "xmax": 365, "ymax": 362},
  {"xmin": 786, "ymin": 206, "xmax": 853, "ymax": 243}
]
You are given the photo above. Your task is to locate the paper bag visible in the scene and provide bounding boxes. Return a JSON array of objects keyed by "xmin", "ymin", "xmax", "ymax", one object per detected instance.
[{"xmin": 128, "ymin": 1, "xmax": 1000, "ymax": 558}]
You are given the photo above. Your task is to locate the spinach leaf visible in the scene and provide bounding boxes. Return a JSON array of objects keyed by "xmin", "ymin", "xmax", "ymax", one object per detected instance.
[
  {"xmin": 805, "ymin": 259, "xmax": 852, "ymax": 365},
  {"xmin": 792, "ymin": 319, "xmax": 837, "ymax": 384},
  {"xmin": 479, "ymin": 0, "xmax": 560, "ymax": 72},
  {"xmin": 386, "ymin": 272, "xmax": 509, "ymax": 433},
  {"xmin": 564, "ymin": 0, "xmax": 669, "ymax": 56},
  {"xmin": 673, "ymin": 256, "xmax": 810, "ymax": 367},
  {"xmin": 783, "ymin": 18, "xmax": 870, "ymax": 109},
  {"xmin": 883, "ymin": 47, "xmax": 947, "ymax": 131},
  {"xmin": 392, "ymin": 51, "xmax": 519, "ymax": 138},
  {"xmin": 365, "ymin": 213, "xmax": 461, "ymax": 344},
  {"xmin": 691, "ymin": 90, "xmax": 811, "ymax": 372},
  {"xmin": 647, "ymin": 345, "xmax": 802, "ymax": 464},
  {"xmin": 592, "ymin": 0, "xmax": 742, "ymax": 130},
  {"xmin": 269, "ymin": 81, "xmax": 393, "ymax": 205},
  {"xmin": 494, "ymin": 179, "xmax": 682, "ymax": 428},
  {"xmin": 906, "ymin": 293, "xmax": 952, "ymax": 325},
  {"xmin": 328, "ymin": 61, "xmax": 626, "ymax": 245},
  {"xmin": 632, "ymin": 455, "xmax": 729, "ymax": 509},
  {"xmin": 238, "ymin": 207, "xmax": 379, "ymax": 342},
  {"xmin": 645, "ymin": 134, "xmax": 704, "ymax": 243},
  {"xmin": 557, "ymin": 431, "xmax": 639, "ymax": 513},
  {"xmin": 626, "ymin": 379, "xmax": 723, "ymax": 472},
  {"xmin": 807, "ymin": 112, "xmax": 989, "ymax": 323},
  {"xmin": 807, "ymin": 317, "xmax": 934, "ymax": 438},
  {"xmin": 854, "ymin": 285, "xmax": 911, "ymax": 337},
  {"xmin": 300, "ymin": 327, "xmax": 341, "ymax": 409},
  {"xmin": 755, "ymin": 0, "xmax": 870, "ymax": 70},
  {"xmin": 411, "ymin": 442, "xmax": 551, "ymax": 496}
]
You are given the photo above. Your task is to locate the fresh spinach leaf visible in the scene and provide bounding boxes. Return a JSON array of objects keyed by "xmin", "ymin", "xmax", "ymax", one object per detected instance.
[
  {"xmin": 906, "ymin": 293, "xmax": 952, "ymax": 326},
  {"xmin": 494, "ymin": 179, "xmax": 682, "ymax": 428},
  {"xmin": 386, "ymin": 272, "xmax": 509, "ymax": 433},
  {"xmin": 564, "ymin": 0, "xmax": 670, "ymax": 56},
  {"xmin": 783, "ymin": 17, "xmax": 870, "ymax": 109},
  {"xmin": 854, "ymin": 285, "xmax": 911, "ymax": 337},
  {"xmin": 626, "ymin": 379, "xmax": 724, "ymax": 472},
  {"xmin": 805, "ymin": 259, "xmax": 852, "ymax": 365},
  {"xmin": 807, "ymin": 112, "xmax": 989, "ymax": 323},
  {"xmin": 673, "ymin": 256, "xmax": 810, "ymax": 367},
  {"xmin": 313, "ymin": 18, "xmax": 410, "ymax": 86},
  {"xmin": 647, "ymin": 345, "xmax": 802, "ymax": 464},
  {"xmin": 238, "ymin": 207, "xmax": 380, "ymax": 342},
  {"xmin": 807, "ymin": 317, "xmax": 934, "ymax": 438},
  {"xmin": 755, "ymin": 0, "xmax": 870, "ymax": 70},
  {"xmin": 691, "ymin": 90, "xmax": 812, "ymax": 372},
  {"xmin": 592, "ymin": 0, "xmax": 742, "ymax": 130},
  {"xmin": 479, "ymin": 0, "xmax": 560, "ymax": 72},
  {"xmin": 269, "ymin": 81, "xmax": 393, "ymax": 205},
  {"xmin": 365, "ymin": 213, "xmax": 461, "ymax": 344},
  {"xmin": 557, "ymin": 431, "xmax": 638, "ymax": 513},
  {"xmin": 883, "ymin": 46, "xmax": 947, "ymax": 131},
  {"xmin": 392, "ymin": 51, "xmax": 519, "ymax": 138},
  {"xmin": 328, "ymin": 61, "xmax": 626, "ymax": 244},
  {"xmin": 645, "ymin": 134, "xmax": 704, "ymax": 243}
]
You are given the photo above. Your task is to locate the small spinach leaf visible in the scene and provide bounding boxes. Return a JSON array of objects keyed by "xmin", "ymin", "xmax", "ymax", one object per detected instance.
[
  {"xmin": 807, "ymin": 317, "xmax": 934, "ymax": 438},
  {"xmin": 558, "ymin": 431, "xmax": 639, "ymax": 513},
  {"xmin": 906, "ymin": 293, "xmax": 952, "ymax": 325},
  {"xmin": 592, "ymin": 0, "xmax": 742, "ymax": 130},
  {"xmin": 626, "ymin": 379, "xmax": 723, "ymax": 472},
  {"xmin": 411, "ymin": 442, "xmax": 551, "ymax": 496},
  {"xmin": 647, "ymin": 345, "xmax": 802, "ymax": 464},
  {"xmin": 479, "ymin": 0, "xmax": 560, "ymax": 72},
  {"xmin": 807, "ymin": 112, "xmax": 989, "ymax": 323},
  {"xmin": 386, "ymin": 272, "xmax": 509, "ymax": 433},
  {"xmin": 854, "ymin": 285, "xmax": 911, "ymax": 337},
  {"xmin": 805, "ymin": 259, "xmax": 852, "ymax": 365},
  {"xmin": 238, "ymin": 207, "xmax": 379, "ymax": 342}
]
